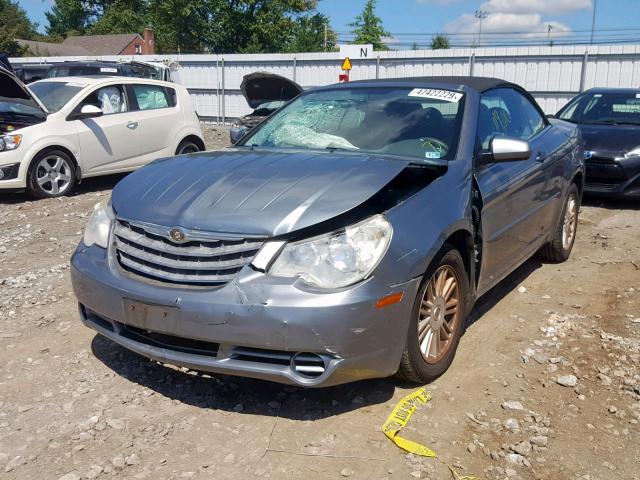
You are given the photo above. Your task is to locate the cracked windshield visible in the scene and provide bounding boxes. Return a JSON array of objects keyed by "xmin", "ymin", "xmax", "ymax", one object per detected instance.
[{"xmin": 244, "ymin": 87, "xmax": 465, "ymax": 161}]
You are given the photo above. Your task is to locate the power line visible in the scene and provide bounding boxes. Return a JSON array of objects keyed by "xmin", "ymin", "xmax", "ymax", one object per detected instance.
[{"xmin": 334, "ymin": 27, "xmax": 640, "ymax": 37}]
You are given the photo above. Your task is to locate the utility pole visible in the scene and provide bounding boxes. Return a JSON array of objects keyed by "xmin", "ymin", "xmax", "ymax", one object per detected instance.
[
  {"xmin": 475, "ymin": 10, "xmax": 489, "ymax": 48},
  {"xmin": 590, "ymin": 0, "xmax": 598, "ymax": 44}
]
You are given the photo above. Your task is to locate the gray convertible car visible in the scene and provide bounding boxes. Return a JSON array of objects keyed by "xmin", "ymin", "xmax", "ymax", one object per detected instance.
[{"xmin": 71, "ymin": 77, "xmax": 584, "ymax": 387}]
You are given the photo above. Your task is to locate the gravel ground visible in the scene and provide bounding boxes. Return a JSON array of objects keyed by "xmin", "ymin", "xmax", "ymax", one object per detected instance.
[{"xmin": 1, "ymin": 127, "xmax": 639, "ymax": 479}]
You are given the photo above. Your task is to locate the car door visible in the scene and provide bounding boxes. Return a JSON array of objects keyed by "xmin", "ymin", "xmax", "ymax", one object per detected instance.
[
  {"xmin": 73, "ymin": 84, "xmax": 147, "ymax": 174},
  {"xmin": 123, "ymin": 83, "xmax": 179, "ymax": 166},
  {"xmin": 474, "ymin": 87, "xmax": 553, "ymax": 293}
]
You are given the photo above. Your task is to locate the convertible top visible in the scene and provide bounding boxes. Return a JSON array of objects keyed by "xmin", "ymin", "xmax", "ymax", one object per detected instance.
[{"xmin": 333, "ymin": 76, "xmax": 515, "ymax": 93}]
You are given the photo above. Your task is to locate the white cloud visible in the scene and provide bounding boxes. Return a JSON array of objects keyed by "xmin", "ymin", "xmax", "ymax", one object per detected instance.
[
  {"xmin": 382, "ymin": 35, "xmax": 401, "ymax": 45},
  {"xmin": 445, "ymin": 12, "xmax": 572, "ymax": 39},
  {"xmin": 479, "ymin": 0, "xmax": 591, "ymax": 15}
]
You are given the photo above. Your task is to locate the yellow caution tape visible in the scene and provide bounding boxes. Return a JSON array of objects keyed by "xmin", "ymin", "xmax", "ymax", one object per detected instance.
[
  {"xmin": 382, "ymin": 388, "xmax": 480, "ymax": 480},
  {"xmin": 382, "ymin": 387, "xmax": 437, "ymax": 457}
]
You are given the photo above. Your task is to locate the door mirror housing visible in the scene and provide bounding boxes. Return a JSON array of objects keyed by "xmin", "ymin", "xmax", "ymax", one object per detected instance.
[
  {"xmin": 478, "ymin": 136, "xmax": 531, "ymax": 165},
  {"xmin": 230, "ymin": 126, "xmax": 249, "ymax": 145},
  {"xmin": 68, "ymin": 104, "xmax": 103, "ymax": 121}
]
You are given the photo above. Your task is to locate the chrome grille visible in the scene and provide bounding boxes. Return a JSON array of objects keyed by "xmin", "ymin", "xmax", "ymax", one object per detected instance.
[{"xmin": 114, "ymin": 219, "xmax": 264, "ymax": 287}]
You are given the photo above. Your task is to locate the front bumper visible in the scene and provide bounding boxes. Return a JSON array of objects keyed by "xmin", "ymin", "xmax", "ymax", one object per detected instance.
[
  {"xmin": 0, "ymin": 149, "xmax": 27, "ymax": 189},
  {"xmin": 71, "ymin": 243, "xmax": 420, "ymax": 387},
  {"xmin": 585, "ymin": 155, "xmax": 640, "ymax": 198}
]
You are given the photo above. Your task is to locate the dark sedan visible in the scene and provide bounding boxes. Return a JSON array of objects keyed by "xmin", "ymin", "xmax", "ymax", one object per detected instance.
[
  {"xmin": 556, "ymin": 88, "xmax": 640, "ymax": 197},
  {"xmin": 71, "ymin": 77, "xmax": 584, "ymax": 387}
]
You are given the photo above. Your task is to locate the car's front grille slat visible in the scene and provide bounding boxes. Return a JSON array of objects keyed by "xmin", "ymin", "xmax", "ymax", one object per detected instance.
[
  {"xmin": 114, "ymin": 219, "xmax": 264, "ymax": 287},
  {"xmin": 115, "ymin": 238, "xmax": 253, "ymax": 271},
  {"xmin": 114, "ymin": 223, "xmax": 263, "ymax": 257}
]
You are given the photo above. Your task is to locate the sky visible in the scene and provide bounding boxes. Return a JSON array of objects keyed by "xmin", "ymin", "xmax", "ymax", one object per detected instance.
[{"xmin": 17, "ymin": 0, "xmax": 640, "ymax": 48}]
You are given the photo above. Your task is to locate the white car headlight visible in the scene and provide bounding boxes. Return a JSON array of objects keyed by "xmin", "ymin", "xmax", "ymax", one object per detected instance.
[
  {"xmin": 624, "ymin": 146, "xmax": 640, "ymax": 158},
  {"xmin": 267, "ymin": 215, "xmax": 392, "ymax": 289},
  {"xmin": 83, "ymin": 198, "xmax": 114, "ymax": 249},
  {"xmin": 0, "ymin": 134, "xmax": 22, "ymax": 152}
]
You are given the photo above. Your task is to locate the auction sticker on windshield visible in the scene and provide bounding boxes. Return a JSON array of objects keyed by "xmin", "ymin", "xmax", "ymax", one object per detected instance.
[{"xmin": 409, "ymin": 88, "xmax": 463, "ymax": 103}]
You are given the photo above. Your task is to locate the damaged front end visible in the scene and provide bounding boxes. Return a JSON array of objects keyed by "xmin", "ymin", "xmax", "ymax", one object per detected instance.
[
  {"xmin": 71, "ymin": 152, "xmax": 446, "ymax": 386},
  {"xmin": 0, "ymin": 67, "xmax": 47, "ymax": 137}
]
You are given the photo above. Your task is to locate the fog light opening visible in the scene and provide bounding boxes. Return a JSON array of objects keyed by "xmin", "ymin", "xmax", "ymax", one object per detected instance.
[{"xmin": 291, "ymin": 352, "xmax": 326, "ymax": 378}]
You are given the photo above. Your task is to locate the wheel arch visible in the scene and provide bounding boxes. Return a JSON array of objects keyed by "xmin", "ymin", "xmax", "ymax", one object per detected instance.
[
  {"xmin": 572, "ymin": 170, "xmax": 584, "ymax": 198},
  {"xmin": 441, "ymin": 229, "xmax": 476, "ymax": 292},
  {"xmin": 176, "ymin": 135, "xmax": 205, "ymax": 154}
]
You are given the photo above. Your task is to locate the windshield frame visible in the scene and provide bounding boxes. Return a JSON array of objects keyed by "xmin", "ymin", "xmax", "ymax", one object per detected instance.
[{"xmin": 238, "ymin": 85, "xmax": 468, "ymax": 163}]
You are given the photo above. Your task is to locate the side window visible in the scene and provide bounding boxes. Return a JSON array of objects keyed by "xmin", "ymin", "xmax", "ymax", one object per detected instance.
[
  {"xmin": 478, "ymin": 88, "xmax": 546, "ymax": 149},
  {"xmin": 166, "ymin": 87, "xmax": 177, "ymax": 107},
  {"xmin": 131, "ymin": 84, "xmax": 170, "ymax": 111},
  {"xmin": 81, "ymin": 85, "xmax": 128, "ymax": 115}
]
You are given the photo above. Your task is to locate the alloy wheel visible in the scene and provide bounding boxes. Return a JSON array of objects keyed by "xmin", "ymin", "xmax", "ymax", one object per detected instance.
[
  {"xmin": 418, "ymin": 265, "xmax": 461, "ymax": 364},
  {"xmin": 35, "ymin": 155, "xmax": 72, "ymax": 196},
  {"xmin": 562, "ymin": 194, "xmax": 578, "ymax": 250}
]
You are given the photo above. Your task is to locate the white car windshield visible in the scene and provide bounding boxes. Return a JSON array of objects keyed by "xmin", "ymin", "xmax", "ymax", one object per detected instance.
[
  {"xmin": 243, "ymin": 87, "xmax": 465, "ymax": 161},
  {"xmin": 29, "ymin": 81, "xmax": 85, "ymax": 113}
]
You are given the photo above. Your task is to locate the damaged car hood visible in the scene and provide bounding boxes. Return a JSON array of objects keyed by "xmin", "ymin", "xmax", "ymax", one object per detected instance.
[
  {"xmin": 241, "ymin": 72, "xmax": 303, "ymax": 110},
  {"xmin": 111, "ymin": 149, "xmax": 411, "ymax": 236},
  {"xmin": 0, "ymin": 67, "xmax": 47, "ymax": 115}
]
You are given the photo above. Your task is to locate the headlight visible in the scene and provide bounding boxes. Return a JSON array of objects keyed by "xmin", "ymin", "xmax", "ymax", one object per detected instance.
[
  {"xmin": 83, "ymin": 198, "xmax": 114, "ymax": 249},
  {"xmin": 624, "ymin": 146, "xmax": 640, "ymax": 158},
  {"xmin": 0, "ymin": 134, "xmax": 22, "ymax": 152},
  {"xmin": 267, "ymin": 215, "xmax": 392, "ymax": 289}
]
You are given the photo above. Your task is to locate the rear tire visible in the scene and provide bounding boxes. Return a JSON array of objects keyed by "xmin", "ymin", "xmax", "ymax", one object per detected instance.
[
  {"xmin": 27, "ymin": 149, "xmax": 76, "ymax": 199},
  {"xmin": 538, "ymin": 183, "xmax": 580, "ymax": 263},
  {"xmin": 397, "ymin": 246, "xmax": 470, "ymax": 384},
  {"xmin": 175, "ymin": 139, "xmax": 202, "ymax": 155}
]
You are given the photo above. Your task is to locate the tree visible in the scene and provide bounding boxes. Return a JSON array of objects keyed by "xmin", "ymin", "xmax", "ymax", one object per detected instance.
[
  {"xmin": 287, "ymin": 13, "xmax": 337, "ymax": 52},
  {"xmin": 88, "ymin": 0, "xmax": 147, "ymax": 36},
  {"xmin": 349, "ymin": 0, "xmax": 389, "ymax": 51},
  {"xmin": 431, "ymin": 34, "xmax": 450, "ymax": 50},
  {"xmin": 43, "ymin": 0, "xmax": 329, "ymax": 54},
  {"xmin": 0, "ymin": 0, "xmax": 38, "ymax": 55},
  {"xmin": 45, "ymin": 0, "xmax": 90, "ymax": 37}
]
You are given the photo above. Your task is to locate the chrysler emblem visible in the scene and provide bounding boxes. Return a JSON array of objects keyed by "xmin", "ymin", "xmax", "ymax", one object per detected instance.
[{"xmin": 168, "ymin": 228, "xmax": 186, "ymax": 243}]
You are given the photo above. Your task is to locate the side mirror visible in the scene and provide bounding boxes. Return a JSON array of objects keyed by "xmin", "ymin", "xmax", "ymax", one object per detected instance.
[
  {"xmin": 68, "ymin": 104, "xmax": 103, "ymax": 121},
  {"xmin": 478, "ymin": 136, "xmax": 531, "ymax": 165},
  {"xmin": 230, "ymin": 126, "xmax": 249, "ymax": 145}
]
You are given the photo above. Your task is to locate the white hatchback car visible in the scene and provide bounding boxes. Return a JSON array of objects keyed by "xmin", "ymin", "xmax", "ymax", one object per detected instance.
[{"xmin": 0, "ymin": 69, "xmax": 204, "ymax": 197}]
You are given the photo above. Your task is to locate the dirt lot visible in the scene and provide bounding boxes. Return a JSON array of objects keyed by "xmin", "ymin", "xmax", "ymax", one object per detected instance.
[{"xmin": 1, "ymin": 125, "xmax": 639, "ymax": 480}]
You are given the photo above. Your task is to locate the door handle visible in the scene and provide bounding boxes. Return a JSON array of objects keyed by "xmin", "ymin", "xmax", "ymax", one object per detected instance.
[
  {"xmin": 127, "ymin": 121, "xmax": 139, "ymax": 130},
  {"xmin": 535, "ymin": 151, "xmax": 547, "ymax": 162}
]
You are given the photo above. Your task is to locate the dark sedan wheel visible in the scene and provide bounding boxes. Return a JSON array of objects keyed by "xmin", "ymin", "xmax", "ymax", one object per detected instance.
[
  {"xmin": 397, "ymin": 246, "xmax": 469, "ymax": 383},
  {"xmin": 538, "ymin": 184, "xmax": 580, "ymax": 262},
  {"xmin": 27, "ymin": 150, "xmax": 76, "ymax": 199},
  {"xmin": 175, "ymin": 139, "xmax": 202, "ymax": 155}
]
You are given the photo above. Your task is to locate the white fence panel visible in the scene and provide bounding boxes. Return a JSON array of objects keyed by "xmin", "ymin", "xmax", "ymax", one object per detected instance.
[{"xmin": 12, "ymin": 44, "xmax": 640, "ymax": 121}]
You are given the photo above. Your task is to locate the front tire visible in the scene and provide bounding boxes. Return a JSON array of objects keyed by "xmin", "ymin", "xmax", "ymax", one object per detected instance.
[
  {"xmin": 27, "ymin": 150, "xmax": 76, "ymax": 199},
  {"xmin": 538, "ymin": 183, "xmax": 580, "ymax": 262},
  {"xmin": 397, "ymin": 246, "xmax": 470, "ymax": 383}
]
